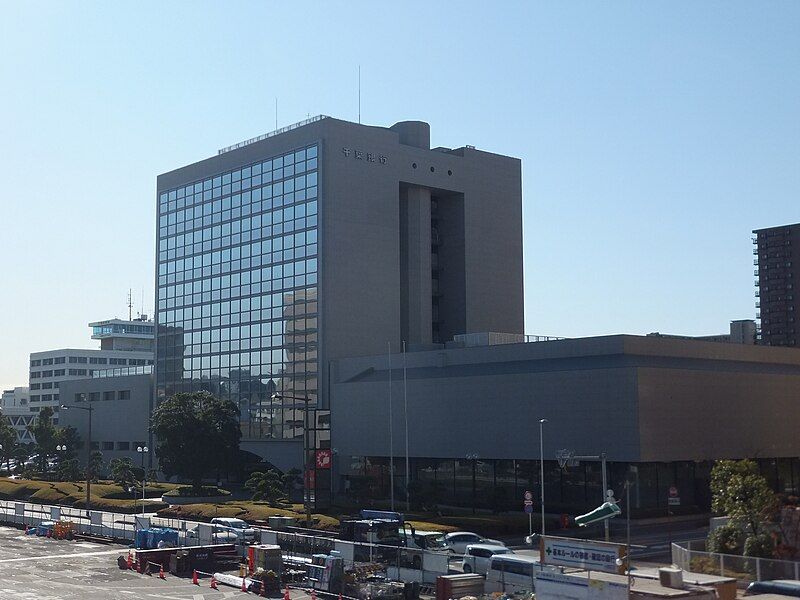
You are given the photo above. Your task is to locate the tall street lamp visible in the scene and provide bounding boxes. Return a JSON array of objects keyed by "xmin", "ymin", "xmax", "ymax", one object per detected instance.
[
  {"xmin": 271, "ymin": 393, "xmax": 313, "ymax": 527},
  {"xmin": 56, "ymin": 444, "xmax": 67, "ymax": 471},
  {"xmin": 60, "ymin": 402, "xmax": 93, "ymax": 515},
  {"xmin": 137, "ymin": 446, "xmax": 149, "ymax": 514},
  {"xmin": 55, "ymin": 445, "xmax": 67, "ymax": 505},
  {"xmin": 539, "ymin": 418, "xmax": 547, "ymax": 537}
]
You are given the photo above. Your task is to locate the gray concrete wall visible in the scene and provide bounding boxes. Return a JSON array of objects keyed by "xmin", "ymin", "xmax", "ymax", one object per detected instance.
[
  {"xmin": 58, "ymin": 374, "xmax": 153, "ymax": 472},
  {"xmin": 330, "ymin": 335, "xmax": 800, "ymax": 467}
]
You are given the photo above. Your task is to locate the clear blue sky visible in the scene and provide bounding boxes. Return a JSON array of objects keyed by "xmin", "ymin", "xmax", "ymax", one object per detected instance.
[{"xmin": 1, "ymin": 1, "xmax": 798, "ymax": 391}]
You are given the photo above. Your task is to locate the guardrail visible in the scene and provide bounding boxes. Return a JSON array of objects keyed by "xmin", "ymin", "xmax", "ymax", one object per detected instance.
[
  {"xmin": 0, "ymin": 500, "xmax": 450, "ymax": 583},
  {"xmin": 671, "ymin": 540, "xmax": 800, "ymax": 582}
]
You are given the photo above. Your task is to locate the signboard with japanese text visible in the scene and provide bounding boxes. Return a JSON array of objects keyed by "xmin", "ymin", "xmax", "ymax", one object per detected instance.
[
  {"xmin": 540, "ymin": 536, "xmax": 626, "ymax": 574},
  {"xmin": 535, "ymin": 571, "xmax": 627, "ymax": 600}
]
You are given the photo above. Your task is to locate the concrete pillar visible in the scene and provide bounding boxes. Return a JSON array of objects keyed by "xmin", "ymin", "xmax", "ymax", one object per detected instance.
[{"xmin": 400, "ymin": 186, "xmax": 432, "ymax": 345}]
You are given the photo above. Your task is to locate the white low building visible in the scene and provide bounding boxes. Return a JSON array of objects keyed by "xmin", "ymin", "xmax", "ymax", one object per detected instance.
[{"xmin": 0, "ymin": 386, "xmax": 34, "ymax": 443}]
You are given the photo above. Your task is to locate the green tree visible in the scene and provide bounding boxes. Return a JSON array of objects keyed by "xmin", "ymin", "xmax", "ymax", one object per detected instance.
[
  {"xmin": 0, "ymin": 414, "xmax": 18, "ymax": 472},
  {"xmin": 109, "ymin": 457, "xmax": 143, "ymax": 492},
  {"xmin": 87, "ymin": 451, "xmax": 104, "ymax": 481},
  {"xmin": 54, "ymin": 426, "xmax": 81, "ymax": 462},
  {"xmin": 151, "ymin": 391, "xmax": 241, "ymax": 491},
  {"xmin": 57, "ymin": 458, "xmax": 81, "ymax": 482},
  {"xmin": 27, "ymin": 406, "xmax": 57, "ymax": 472},
  {"xmin": 710, "ymin": 459, "xmax": 778, "ymax": 558},
  {"xmin": 245, "ymin": 470, "xmax": 286, "ymax": 505}
]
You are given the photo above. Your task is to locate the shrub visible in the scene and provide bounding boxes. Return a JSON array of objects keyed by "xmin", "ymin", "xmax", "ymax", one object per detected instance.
[
  {"xmin": 162, "ymin": 485, "xmax": 230, "ymax": 498},
  {"xmin": 707, "ymin": 523, "xmax": 744, "ymax": 555},
  {"xmin": 744, "ymin": 532, "xmax": 775, "ymax": 558}
]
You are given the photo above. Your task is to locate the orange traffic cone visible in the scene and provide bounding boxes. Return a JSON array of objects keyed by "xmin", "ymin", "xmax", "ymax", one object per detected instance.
[
  {"xmin": 159, "ymin": 564, "xmax": 166, "ymax": 580},
  {"xmin": 261, "ymin": 580, "xmax": 268, "ymax": 597},
  {"xmin": 284, "ymin": 586, "xmax": 290, "ymax": 600},
  {"xmin": 339, "ymin": 593, "xmax": 343, "ymax": 600},
  {"xmin": 311, "ymin": 590, "xmax": 317, "ymax": 600},
  {"xmin": 126, "ymin": 552, "xmax": 133, "ymax": 570},
  {"xmin": 211, "ymin": 575, "xmax": 218, "ymax": 590},
  {"xmin": 242, "ymin": 577, "xmax": 248, "ymax": 593},
  {"xmin": 192, "ymin": 570, "xmax": 199, "ymax": 585}
]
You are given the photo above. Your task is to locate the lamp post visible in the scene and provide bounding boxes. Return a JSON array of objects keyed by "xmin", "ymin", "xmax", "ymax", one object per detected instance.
[
  {"xmin": 136, "ymin": 446, "xmax": 148, "ymax": 514},
  {"xmin": 60, "ymin": 402, "xmax": 93, "ymax": 516},
  {"xmin": 56, "ymin": 444, "xmax": 67, "ymax": 471},
  {"xmin": 55, "ymin": 445, "xmax": 67, "ymax": 505},
  {"xmin": 539, "ymin": 418, "xmax": 547, "ymax": 537},
  {"xmin": 272, "ymin": 393, "xmax": 313, "ymax": 527}
]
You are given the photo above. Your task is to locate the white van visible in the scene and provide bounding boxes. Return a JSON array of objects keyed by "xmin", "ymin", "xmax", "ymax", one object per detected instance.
[
  {"xmin": 462, "ymin": 544, "xmax": 513, "ymax": 574},
  {"xmin": 484, "ymin": 554, "xmax": 561, "ymax": 593}
]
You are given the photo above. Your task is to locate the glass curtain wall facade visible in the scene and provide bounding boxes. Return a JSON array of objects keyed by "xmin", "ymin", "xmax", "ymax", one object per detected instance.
[
  {"xmin": 156, "ymin": 144, "xmax": 319, "ymax": 439},
  {"xmin": 342, "ymin": 456, "xmax": 800, "ymax": 515}
]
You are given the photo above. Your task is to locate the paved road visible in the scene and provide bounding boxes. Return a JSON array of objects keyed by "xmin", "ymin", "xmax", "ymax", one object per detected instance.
[{"xmin": 0, "ymin": 525, "xmax": 315, "ymax": 599}]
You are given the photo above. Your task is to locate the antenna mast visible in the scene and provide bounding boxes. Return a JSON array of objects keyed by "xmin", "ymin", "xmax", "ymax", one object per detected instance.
[
  {"xmin": 358, "ymin": 65, "xmax": 361, "ymax": 124},
  {"xmin": 127, "ymin": 289, "xmax": 133, "ymax": 321}
]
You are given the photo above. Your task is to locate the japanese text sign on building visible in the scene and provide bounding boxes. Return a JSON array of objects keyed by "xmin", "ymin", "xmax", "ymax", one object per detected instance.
[
  {"xmin": 540, "ymin": 535, "xmax": 626, "ymax": 574},
  {"xmin": 341, "ymin": 147, "xmax": 388, "ymax": 164}
]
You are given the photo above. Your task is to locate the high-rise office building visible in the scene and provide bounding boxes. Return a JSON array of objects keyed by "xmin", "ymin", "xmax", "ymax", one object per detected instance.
[
  {"xmin": 753, "ymin": 223, "xmax": 800, "ymax": 347},
  {"xmin": 155, "ymin": 116, "xmax": 523, "ymax": 453}
]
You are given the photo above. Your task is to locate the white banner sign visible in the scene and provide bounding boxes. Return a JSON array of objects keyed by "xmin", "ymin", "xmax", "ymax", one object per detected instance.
[
  {"xmin": 541, "ymin": 536, "xmax": 625, "ymax": 574},
  {"xmin": 535, "ymin": 571, "xmax": 627, "ymax": 600}
]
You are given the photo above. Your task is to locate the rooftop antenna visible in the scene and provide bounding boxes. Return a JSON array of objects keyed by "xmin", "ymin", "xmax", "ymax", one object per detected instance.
[
  {"xmin": 127, "ymin": 289, "xmax": 133, "ymax": 321},
  {"xmin": 358, "ymin": 65, "xmax": 361, "ymax": 124},
  {"xmin": 275, "ymin": 98, "xmax": 278, "ymax": 130},
  {"xmin": 140, "ymin": 288, "xmax": 144, "ymax": 319}
]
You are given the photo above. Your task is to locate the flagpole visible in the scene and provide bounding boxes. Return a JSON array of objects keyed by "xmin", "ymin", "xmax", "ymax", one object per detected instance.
[
  {"xmin": 388, "ymin": 341, "xmax": 395, "ymax": 511},
  {"xmin": 403, "ymin": 340, "xmax": 410, "ymax": 512}
]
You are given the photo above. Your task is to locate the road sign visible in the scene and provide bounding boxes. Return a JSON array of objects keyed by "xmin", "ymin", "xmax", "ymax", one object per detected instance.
[
  {"xmin": 668, "ymin": 497, "xmax": 681, "ymax": 506},
  {"xmin": 524, "ymin": 490, "xmax": 533, "ymax": 501},
  {"xmin": 524, "ymin": 504, "xmax": 533, "ymax": 514},
  {"xmin": 669, "ymin": 486, "xmax": 678, "ymax": 498},
  {"xmin": 541, "ymin": 535, "xmax": 626, "ymax": 574},
  {"xmin": 556, "ymin": 449, "xmax": 574, "ymax": 469}
]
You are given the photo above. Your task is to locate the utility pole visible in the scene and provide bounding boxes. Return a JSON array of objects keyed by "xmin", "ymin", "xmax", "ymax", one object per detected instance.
[{"xmin": 539, "ymin": 419, "xmax": 547, "ymax": 536}]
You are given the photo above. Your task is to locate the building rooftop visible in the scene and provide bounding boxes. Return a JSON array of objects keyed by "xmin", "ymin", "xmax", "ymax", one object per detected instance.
[{"xmin": 89, "ymin": 317, "xmax": 154, "ymax": 339}]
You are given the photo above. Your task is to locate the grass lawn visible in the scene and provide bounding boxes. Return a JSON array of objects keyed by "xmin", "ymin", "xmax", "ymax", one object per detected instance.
[
  {"xmin": 158, "ymin": 501, "xmax": 340, "ymax": 530},
  {"xmin": 0, "ymin": 477, "xmax": 178, "ymax": 512}
]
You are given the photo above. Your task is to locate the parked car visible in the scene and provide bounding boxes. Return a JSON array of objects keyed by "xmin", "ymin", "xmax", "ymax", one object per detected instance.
[
  {"xmin": 398, "ymin": 527, "xmax": 449, "ymax": 551},
  {"xmin": 462, "ymin": 543, "xmax": 513, "ymax": 574},
  {"xmin": 746, "ymin": 580, "xmax": 800, "ymax": 597},
  {"xmin": 445, "ymin": 531, "xmax": 505, "ymax": 554},
  {"xmin": 484, "ymin": 554, "xmax": 560, "ymax": 593},
  {"xmin": 210, "ymin": 517, "xmax": 258, "ymax": 542},
  {"xmin": 185, "ymin": 524, "xmax": 240, "ymax": 544}
]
